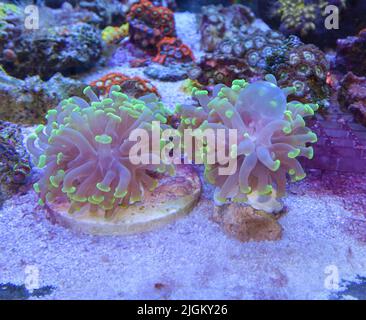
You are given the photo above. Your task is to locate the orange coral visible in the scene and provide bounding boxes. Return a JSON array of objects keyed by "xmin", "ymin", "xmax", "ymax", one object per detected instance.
[
  {"xmin": 127, "ymin": 0, "xmax": 176, "ymax": 54},
  {"xmin": 90, "ymin": 72, "xmax": 160, "ymax": 98},
  {"xmin": 152, "ymin": 37, "xmax": 195, "ymax": 65}
]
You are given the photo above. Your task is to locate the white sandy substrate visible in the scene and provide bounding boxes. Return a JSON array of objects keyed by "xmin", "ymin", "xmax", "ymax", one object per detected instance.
[{"xmin": 0, "ymin": 13, "xmax": 365, "ymax": 300}]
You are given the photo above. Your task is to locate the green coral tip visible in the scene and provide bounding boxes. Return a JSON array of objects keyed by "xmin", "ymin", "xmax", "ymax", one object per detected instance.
[
  {"xmin": 33, "ymin": 183, "xmax": 40, "ymax": 193},
  {"xmin": 288, "ymin": 148, "xmax": 301, "ymax": 158},
  {"xmin": 96, "ymin": 183, "xmax": 111, "ymax": 192},
  {"xmin": 37, "ymin": 155, "xmax": 47, "ymax": 168},
  {"xmin": 114, "ymin": 189, "xmax": 127, "ymax": 198},
  {"xmin": 225, "ymin": 110, "xmax": 234, "ymax": 119},
  {"xmin": 272, "ymin": 159, "xmax": 281, "ymax": 171},
  {"xmin": 35, "ymin": 124, "xmax": 45, "ymax": 134},
  {"xmin": 95, "ymin": 134, "xmax": 113, "ymax": 144}
]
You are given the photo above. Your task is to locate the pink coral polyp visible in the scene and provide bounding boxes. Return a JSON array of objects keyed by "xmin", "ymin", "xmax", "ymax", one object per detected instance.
[
  {"xmin": 183, "ymin": 75, "xmax": 318, "ymax": 212},
  {"xmin": 27, "ymin": 85, "xmax": 170, "ymax": 217}
]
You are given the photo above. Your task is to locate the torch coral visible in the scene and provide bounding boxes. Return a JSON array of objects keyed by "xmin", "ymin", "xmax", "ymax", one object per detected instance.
[
  {"xmin": 178, "ymin": 75, "xmax": 318, "ymax": 212},
  {"xmin": 90, "ymin": 72, "xmax": 160, "ymax": 98},
  {"xmin": 27, "ymin": 85, "xmax": 172, "ymax": 217}
]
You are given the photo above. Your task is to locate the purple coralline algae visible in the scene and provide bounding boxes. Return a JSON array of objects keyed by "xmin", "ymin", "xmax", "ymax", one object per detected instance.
[
  {"xmin": 335, "ymin": 29, "xmax": 366, "ymax": 77},
  {"xmin": 0, "ymin": 120, "xmax": 32, "ymax": 206},
  {"xmin": 338, "ymin": 72, "xmax": 366, "ymax": 127}
]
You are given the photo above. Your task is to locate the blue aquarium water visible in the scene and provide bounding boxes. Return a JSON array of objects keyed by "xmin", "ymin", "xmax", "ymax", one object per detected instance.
[{"xmin": 0, "ymin": 0, "xmax": 366, "ymax": 301}]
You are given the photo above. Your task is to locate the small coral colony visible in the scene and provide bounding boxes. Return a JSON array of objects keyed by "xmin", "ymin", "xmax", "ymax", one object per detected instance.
[{"xmin": 1, "ymin": 1, "xmax": 366, "ymax": 226}]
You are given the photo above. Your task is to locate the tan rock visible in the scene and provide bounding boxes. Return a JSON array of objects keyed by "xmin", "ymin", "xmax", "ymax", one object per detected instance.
[
  {"xmin": 47, "ymin": 165, "xmax": 201, "ymax": 235},
  {"xmin": 212, "ymin": 203, "xmax": 283, "ymax": 242}
]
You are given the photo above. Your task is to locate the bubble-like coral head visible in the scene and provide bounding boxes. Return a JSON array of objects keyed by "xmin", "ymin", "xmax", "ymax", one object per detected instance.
[
  {"xmin": 178, "ymin": 75, "xmax": 318, "ymax": 213},
  {"xmin": 237, "ymin": 78, "xmax": 287, "ymax": 120}
]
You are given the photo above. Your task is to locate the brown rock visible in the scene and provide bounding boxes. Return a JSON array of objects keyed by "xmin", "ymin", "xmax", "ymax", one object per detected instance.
[{"xmin": 212, "ymin": 203, "xmax": 283, "ymax": 242}]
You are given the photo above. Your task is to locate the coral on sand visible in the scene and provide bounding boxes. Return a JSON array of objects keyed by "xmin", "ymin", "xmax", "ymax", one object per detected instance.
[
  {"xmin": 212, "ymin": 203, "xmax": 283, "ymax": 242},
  {"xmin": 90, "ymin": 72, "xmax": 160, "ymax": 98},
  {"xmin": 178, "ymin": 75, "xmax": 318, "ymax": 213},
  {"xmin": 144, "ymin": 63, "xmax": 191, "ymax": 81},
  {"xmin": 338, "ymin": 72, "xmax": 366, "ymax": 126},
  {"xmin": 266, "ymin": 36, "xmax": 330, "ymax": 107},
  {"xmin": 335, "ymin": 29, "xmax": 366, "ymax": 77},
  {"xmin": 127, "ymin": 0, "xmax": 176, "ymax": 54},
  {"xmin": 199, "ymin": 4, "xmax": 255, "ymax": 52},
  {"xmin": 0, "ymin": 70, "xmax": 85, "ymax": 125},
  {"xmin": 27, "ymin": 85, "xmax": 173, "ymax": 217},
  {"xmin": 0, "ymin": 121, "xmax": 32, "ymax": 206}
]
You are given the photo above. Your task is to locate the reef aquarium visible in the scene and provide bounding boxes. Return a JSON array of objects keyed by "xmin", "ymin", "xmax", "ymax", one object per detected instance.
[{"xmin": 0, "ymin": 0, "xmax": 366, "ymax": 302}]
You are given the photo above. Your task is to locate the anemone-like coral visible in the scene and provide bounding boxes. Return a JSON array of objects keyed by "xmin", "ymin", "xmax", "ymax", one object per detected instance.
[
  {"xmin": 177, "ymin": 75, "xmax": 318, "ymax": 212},
  {"xmin": 266, "ymin": 36, "xmax": 330, "ymax": 107},
  {"xmin": 27, "ymin": 85, "xmax": 172, "ymax": 217},
  {"xmin": 90, "ymin": 72, "xmax": 160, "ymax": 98},
  {"xmin": 127, "ymin": 0, "xmax": 176, "ymax": 54}
]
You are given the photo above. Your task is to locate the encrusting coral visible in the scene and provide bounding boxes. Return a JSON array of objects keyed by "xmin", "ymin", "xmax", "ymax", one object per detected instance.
[
  {"xmin": 177, "ymin": 75, "xmax": 318, "ymax": 212},
  {"xmin": 90, "ymin": 72, "xmax": 160, "ymax": 98},
  {"xmin": 27, "ymin": 85, "xmax": 173, "ymax": 218}
]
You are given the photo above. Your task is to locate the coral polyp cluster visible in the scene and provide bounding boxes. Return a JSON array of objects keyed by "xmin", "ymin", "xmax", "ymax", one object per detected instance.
[
  {"xmin": 127, "ymin": 0, "xmax": 176, "ymax": 54},
  {"xmin": 266, "ymin": 36, "xmax": 330, "ymax": 107},
  {"xmin": 27, "ymin": 86, "xmax": 171, "ymax": 217},
  {"xmin": 101, "ymin": 23, "xmax": 129, "ymax": 44},
  {"xmin": 152, "ymin": 37, "xmax": 195, "ymax": 65},
  {"xmin": 199, "ymin": 4, "xmax": 255, "ymax": 52},
  {"xmin": 274, "ymin": 0, "xmax": 346, "ymax": 37},
  {"xmin": 90, "ymin": 72, "xmax": 160, "ymax": 98},
  {"xmin": 189, "ymin": 29, "xmax": 285, "ymax": 87},
  {"xmin": 178, "ymin": 75, "xmax": 318, "ymax": 212}
]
